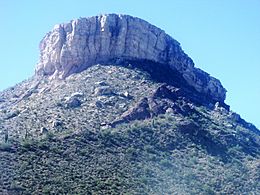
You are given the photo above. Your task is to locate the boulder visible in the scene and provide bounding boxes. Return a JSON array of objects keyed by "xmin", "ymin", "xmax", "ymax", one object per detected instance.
[
  {"xmin": 52, "ymin": 120, "xmax": 63, "ymax": 128},
  {"xmin": 165, "ymin": 107, "xmax": 174, "ymax": 114},
  {"xmin": 70, "ymin": 92, "xmax": 84, "ymax": 98},
  {"xmin": 94, "ymin": 86, "xmax": 114, "ymax": 96},
  {"xmin": 95, "ymin": 100, "xmax": 103, "ymax": 108},
  {"xmin": 40, "ymin": 127, "xmax": 48, "ymax": 134},
  {"xmin": 122, "ymin": 91, "xmax": 130, "ymax": 98},
  {"xmin": 5, "ymin": 110, "xmax": 20, "ymax": 120},
  {"xmin": 95, "ymin": 81, "xmax": 108, "ymax": 86},
  {"xmin": 63, "ymin": 92, "xmax": 84, "ymax": 108},
  {"xmin": 65, "ymin": 96, "xmax": 81, "ymax": 108}
]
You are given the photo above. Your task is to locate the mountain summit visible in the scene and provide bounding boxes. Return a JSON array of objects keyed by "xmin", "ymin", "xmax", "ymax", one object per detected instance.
[
  {"xmin": 0, "ymin": 14, "xmax": 259, "ymax": 194},
  {"xmin": 36, "ymin": 14, "xmax": 226, "ymax": 102}
]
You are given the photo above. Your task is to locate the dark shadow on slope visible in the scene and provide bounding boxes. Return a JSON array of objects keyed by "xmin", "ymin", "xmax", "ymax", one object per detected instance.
[
  {"xmin": 177, "ymin": 120, "xmax": 230, "ymax": 162},
  {"xmin": 103, "ymin": 59, "xmax": 229, "ymax": 110}
]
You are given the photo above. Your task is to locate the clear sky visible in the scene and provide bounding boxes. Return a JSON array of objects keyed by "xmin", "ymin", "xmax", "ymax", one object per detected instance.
[{"xmin": 0, "ymin": 0, "xmax": 259, "ymax": 128}]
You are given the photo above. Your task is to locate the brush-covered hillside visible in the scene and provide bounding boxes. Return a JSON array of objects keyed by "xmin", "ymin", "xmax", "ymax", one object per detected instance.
[{"xmin": 0, "ymin": 14, "xmax": 259, "ymax": 194}]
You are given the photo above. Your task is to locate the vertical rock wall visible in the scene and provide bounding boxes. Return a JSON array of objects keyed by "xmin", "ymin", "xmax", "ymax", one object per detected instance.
[{"xmin": 35, "ymin": 14, "xmax": 226, "ymax": 102}]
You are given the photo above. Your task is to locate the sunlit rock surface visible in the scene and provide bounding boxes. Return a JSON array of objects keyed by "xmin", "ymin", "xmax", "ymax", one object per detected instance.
[{"xmin": 36, "ymin": 14, "xmax": 226, "ymax": 102}]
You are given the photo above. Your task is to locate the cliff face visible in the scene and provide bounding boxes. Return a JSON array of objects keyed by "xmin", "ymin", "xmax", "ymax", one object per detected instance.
[{"xmin": 35, "ymin": 14, "xmax": 226, "ymax": 102}]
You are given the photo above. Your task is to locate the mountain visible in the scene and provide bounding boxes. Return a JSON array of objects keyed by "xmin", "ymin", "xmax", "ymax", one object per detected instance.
[{"xmin": 0, "ymin": 14, "xmax": 259, "ymax": 194}]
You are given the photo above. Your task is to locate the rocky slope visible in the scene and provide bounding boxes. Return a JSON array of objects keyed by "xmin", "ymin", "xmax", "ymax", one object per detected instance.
[{"xmin": 0, "ymin": 14, "xmax": 259, "ymax": 194}]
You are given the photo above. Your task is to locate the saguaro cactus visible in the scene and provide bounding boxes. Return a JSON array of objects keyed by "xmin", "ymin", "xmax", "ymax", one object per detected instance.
[{"xmin": 4, "ymin": 130, "xmax": 9, "ymax": 143}]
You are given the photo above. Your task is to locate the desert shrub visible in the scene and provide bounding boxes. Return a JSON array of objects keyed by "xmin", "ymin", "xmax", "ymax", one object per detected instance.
[
  {"xmin": 160, "ymin": 158, "xmax": 173, "ymax": 168},
  {"xmin": 21, "ymin": 139, "xmax": 36, "ymax": 152},
  {"xmin": 0, "ymin": 142, "xmax": 12, "ymax": 151}
]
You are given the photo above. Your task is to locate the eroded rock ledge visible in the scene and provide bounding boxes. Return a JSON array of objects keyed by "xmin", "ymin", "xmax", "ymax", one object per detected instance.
[{"xmin": 35, "ymin": 14, "xmax": 226, "ymax": 102}]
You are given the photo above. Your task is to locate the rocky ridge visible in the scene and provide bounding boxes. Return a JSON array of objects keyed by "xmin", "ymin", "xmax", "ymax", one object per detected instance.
[{"xmin": 36, "ymin": 14, "xmax": 226, "ymax": 102}]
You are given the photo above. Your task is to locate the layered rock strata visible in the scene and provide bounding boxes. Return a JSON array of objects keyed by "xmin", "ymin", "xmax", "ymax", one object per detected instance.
[{"xmin": 35, "ymin": 14, "xmax": 226, "ymax": 102}]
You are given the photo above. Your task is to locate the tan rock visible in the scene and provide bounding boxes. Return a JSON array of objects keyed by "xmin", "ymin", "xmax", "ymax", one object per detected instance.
[{"xmin": 35, "ymin": 14, "xmax": 226, "ymax": 102}]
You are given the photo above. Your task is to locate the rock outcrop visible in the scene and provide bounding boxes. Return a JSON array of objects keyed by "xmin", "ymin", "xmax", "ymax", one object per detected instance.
[
  {"xmin": 35, "ymin": 14, "xmax": 226, "ymax": 102},
  {"xmin": 111, "ymin": 84, "xmax": 196, "ymax": 126}
]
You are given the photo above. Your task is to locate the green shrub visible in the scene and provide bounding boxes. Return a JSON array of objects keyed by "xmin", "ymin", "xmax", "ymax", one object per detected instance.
[
  {"xmin": 160, "ymin": 158, "xmax": 173, "ymax": 167},
  {"xmin": 21, "ymin": 139, "xmax": 35, "ymax": 151},
  {"xmin": 10, "ymin": 182, "xmax": 25, "ymax": 191},
  {"xmin": 0, "ymin": 142, "xmax": 12, "ymax": 151}
]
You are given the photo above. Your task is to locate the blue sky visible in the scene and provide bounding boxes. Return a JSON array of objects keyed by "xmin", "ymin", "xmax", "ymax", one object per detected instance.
[{"xmin": 0, "ymin": 0, "xmax": 259, "ymax": 128}]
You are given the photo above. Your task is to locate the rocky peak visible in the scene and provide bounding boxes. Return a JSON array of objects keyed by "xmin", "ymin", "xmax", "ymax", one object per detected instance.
[{"xmin": 35, "ymin": 14, "xmax": 226, "ymax": 102}]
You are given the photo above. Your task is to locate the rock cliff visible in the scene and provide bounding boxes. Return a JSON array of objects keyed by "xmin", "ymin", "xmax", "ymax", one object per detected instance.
[{"xmin": 35, "ymin": 14, "xmax": 226, "ymax": 102}]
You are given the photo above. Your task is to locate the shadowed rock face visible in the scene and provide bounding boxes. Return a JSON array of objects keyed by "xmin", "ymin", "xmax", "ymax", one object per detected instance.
[{"xmin": 35, "ymin": 14, "xmax": 226, "ymax": 102}]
